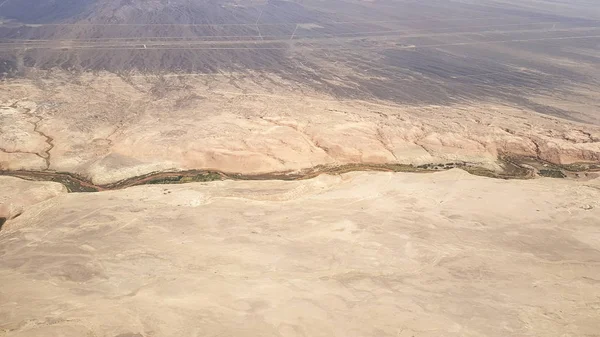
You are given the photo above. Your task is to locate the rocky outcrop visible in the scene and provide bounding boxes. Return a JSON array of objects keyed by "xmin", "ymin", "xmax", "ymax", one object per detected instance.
[
  {"xmin": 0, "ymin": 176, "xmax": 67, "ymax": 226},
  {"xmin": 2, "ymin": 77, "xmax": 599, "ymax": 184}
]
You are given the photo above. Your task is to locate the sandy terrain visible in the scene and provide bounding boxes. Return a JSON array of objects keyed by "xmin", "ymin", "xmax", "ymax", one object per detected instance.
[
  {"xmin": 0, "ymin": 176, "xmax": 66, "ymax": 221},
  {"xmin": 1, "ymin": 72, "xmax": 600, "ymax": 184},
  {"xmin": 1, "ymin": 170, "xmax": 599, "ymax": 336},
  {"xmin": 1, "ymin": 1, "xmax": 599, "ymax": 335}
]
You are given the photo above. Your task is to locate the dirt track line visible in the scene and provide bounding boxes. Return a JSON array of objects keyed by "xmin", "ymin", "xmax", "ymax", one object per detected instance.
[
  {"xmin": 256, "ymin": 25, "xmax": 263, "ymax": 40},
  {"xmin": 2, "ymin": 27, "xmax": 598, "ymax": 51},
  {"xmin": 0, "ymin": 16, "xmax": 573, "ymax": 27},
  {"xmin": 290, "ymin": 24, "xmax": 299, "ymax": 40},
  {"xmin": 255, "ymin": 7, "xmax": 264, "ymax": 25},
  {"xmin": 2, "ymin": 22, "xmax": 595, "ymax": 43},
  {"xmin": 311, "ymin": 25, "xmax": 600, "ymax": 38},
  {"xmin": 328, "ymin": 16, "xmax": 564, "ymax": 25},
  {"xmin": 0, "ymin": 20, "xmax": 571, "ymax": 42},
  {"xmin": 5, "ymin": 33, "xmax": 598, "ymax": 51}
]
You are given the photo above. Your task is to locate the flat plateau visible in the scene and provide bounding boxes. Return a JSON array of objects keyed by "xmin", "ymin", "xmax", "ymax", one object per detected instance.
[{"xmin": 1, "ymin": 170, "xmax": 599, "ymax": 336}]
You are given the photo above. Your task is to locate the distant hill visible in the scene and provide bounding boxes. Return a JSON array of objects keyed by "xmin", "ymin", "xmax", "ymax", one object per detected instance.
[
  {"xmin": 0, "ymin": 0, "xmax": 96, "ymax": 23},
  {"xmin": 0, "ymin": 0, "xmax": 599, "ymax": 122}
]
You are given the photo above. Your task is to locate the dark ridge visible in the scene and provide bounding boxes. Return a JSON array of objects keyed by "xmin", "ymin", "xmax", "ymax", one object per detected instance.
[
  {"xmin": 0, "ymin": 0, "xmax": 97, "ymax": 24},
  {"xmin": 0, "ymin": 0, "xmax": 598, "ymax": 122},
  {"xmin": 0, "ymin": 217, "xmax": 6, "ymax": 231}
]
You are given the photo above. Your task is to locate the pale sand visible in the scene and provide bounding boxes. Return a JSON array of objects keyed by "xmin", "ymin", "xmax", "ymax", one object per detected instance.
[{"xmin": 1, "ymin": 170, "xmax": 599, "ymax": 336}]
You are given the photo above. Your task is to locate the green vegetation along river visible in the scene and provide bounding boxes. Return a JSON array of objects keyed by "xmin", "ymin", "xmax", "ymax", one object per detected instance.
[{"xmin": 1, "ymin": 157, "xmax": 598, "ymax": 193}]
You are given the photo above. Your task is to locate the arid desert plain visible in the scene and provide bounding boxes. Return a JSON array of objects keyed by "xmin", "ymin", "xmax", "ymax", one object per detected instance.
[{"xmin": 1, "ymin": 0, "xmax": 600, "ymax": 336}]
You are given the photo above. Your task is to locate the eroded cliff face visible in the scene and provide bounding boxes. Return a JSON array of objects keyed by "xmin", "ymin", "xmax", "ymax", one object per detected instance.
[
  {"xmin": 2, "ymin": 85, "xmax": 599, "ymax": 185},
  {"xmin": 1, "ymin": 171, "xmax": 599, "ymax": 337},
  {"xmin": 0, "ymin": 176, "xmax": 66, "ymax": 221}
]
